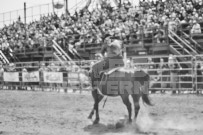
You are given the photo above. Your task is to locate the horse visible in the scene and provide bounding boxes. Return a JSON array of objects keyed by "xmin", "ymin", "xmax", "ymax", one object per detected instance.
[{"xmin": 88, "ymin": 65, "xmax": 153, "ymax": 124}]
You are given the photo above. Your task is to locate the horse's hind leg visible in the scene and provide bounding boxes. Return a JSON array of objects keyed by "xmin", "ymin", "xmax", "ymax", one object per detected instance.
[
  {"xmin": 131, "ymin": 94, "xmax": 141, "ymax": 121},
  {"xmin": 121, "ymin": 95, "xmax": 132, "ymax": 123}
]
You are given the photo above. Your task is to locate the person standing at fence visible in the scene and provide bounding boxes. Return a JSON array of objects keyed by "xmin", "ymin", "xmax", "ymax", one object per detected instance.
[
  {"xmin": 168, "ymin": 54, "xmax": 182, "ymax": 94},
  {"xmin": 39, "ymin": 62, "xmax": 49, "ymax": 91},
  {"xmin": 158, "ymin": 58, "xmax": 169, "ymax": 93},
  {"xmin": 59, "ymin": 64, "xmax": 70, "ymax": 93},
  {"xmin": 21, "ymin": 66, "xmax": 28, "ymax": 90},
  {"xmin": 147, "ymin": 57, "xmax": 156, "ymax": 79},
  {"xmin": 49, "ymin": 63, "xmax": 61, "ymax": 92},
  {"xmin": 0, "ymin": 62, "xmax": 4, "ymax": 90},
  {"xmin": 6, "ymin": 63, "xmax": 17, "ymax": 90}
]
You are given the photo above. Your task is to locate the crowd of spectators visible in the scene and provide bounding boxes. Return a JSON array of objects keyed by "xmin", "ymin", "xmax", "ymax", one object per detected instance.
[{"xmin": 1, "ymin": 0, "xmax": 203, "ymax": 56}]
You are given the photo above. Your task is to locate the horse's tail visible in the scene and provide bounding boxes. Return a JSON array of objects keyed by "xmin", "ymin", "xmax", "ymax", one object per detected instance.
[
  {"xmin": 141, "ymin": 73, "xmax": 153, "ymax": 106},
  {"xmin": 141, "ymin": 93, "xmax": 153, "ymax": 106}
]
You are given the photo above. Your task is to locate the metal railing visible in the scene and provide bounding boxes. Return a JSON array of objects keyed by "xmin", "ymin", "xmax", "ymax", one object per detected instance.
[{"xmin": 1, "ymin": 55, "xmax": 203, "ymax": 94}]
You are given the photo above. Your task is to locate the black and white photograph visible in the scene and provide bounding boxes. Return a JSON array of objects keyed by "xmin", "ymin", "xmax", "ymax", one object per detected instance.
[{"xmin": 0, "ymin": 0, "xmax": 203, "ymax": 134}]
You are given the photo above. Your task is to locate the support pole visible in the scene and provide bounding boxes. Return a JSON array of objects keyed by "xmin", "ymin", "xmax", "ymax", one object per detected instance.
[
  {"xmin": 24, "ymin": 2, "xmax": 27, "ymax": 40},
  {"xmin": 65, "ymin": 0, "xmax": 68, "ymax": 18},
  {"xmin": 119, "ymin": 0, "xmax": 122, "ymax": 8},
  {"xmin": 24, "ymin": 2, "xmax": 26, "ymax": 24},
  {"xmin": 52, "ymin": 0, "xmax": 55, "ymax": 13}
]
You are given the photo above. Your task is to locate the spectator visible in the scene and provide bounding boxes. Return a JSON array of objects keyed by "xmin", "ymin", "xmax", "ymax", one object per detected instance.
[
  {"xmin": 168, "ymin": 54, "xmax": 182, "ymax": 94},
  {"xmin": 95, "ymin": 53, "xmax": 103, "ymax": 60},
  {"xmin": 7, "ymin": 63, "xmax": 17, "ymax": 72},
  {"xmin": 48, "ymin": 63, "xmax": 59, "ymax": 72},
  {"xmin": 39, "ymin": 62, "xmax": 49, "ymax": 91},
  {"xmin": 21, "ymin": 66, "xmax": 28, "ymax": 90},
  {"xmin": 39, "ymin": 62, "xmax": 49, "ymax": 72},
  {"xmin": 7, "ymin": 63, "xmax": 17, "ymax": 90},
  {"xmin": 1, "ymin": 0, "xmax": 203, "ymax": 57},
  {"xmin": 48, "ymin": 63, "xmax": 59, "ymax": 91},
  {"xmin": 191, "ymin": 20, "xmax": 201, "ymax": 34}
]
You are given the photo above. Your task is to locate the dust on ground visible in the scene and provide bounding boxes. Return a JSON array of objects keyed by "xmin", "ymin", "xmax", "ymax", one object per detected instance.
[{"xmin": 0, "ymin": 90, "xmax": 203, "ymax": 135}]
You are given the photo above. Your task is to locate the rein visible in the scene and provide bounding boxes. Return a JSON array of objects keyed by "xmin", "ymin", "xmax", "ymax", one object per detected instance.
[{"xmin": 103, "ymin": 96, "xmax": 108, "ymax": 108}]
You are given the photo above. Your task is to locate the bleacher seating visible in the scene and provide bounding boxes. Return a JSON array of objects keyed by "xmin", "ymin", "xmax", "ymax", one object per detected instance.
[{"xmin": 1, "ymin": 0, "xmax": 203, "ymax": 62}]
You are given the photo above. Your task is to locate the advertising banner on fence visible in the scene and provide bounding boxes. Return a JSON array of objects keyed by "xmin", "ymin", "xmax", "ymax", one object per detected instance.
[
  {"xmin": 22, "ymin": 71, "xmax": 40, "ymax": 82},
  {"xmin": 3, "ymin": 72, "xmax": 19, "ymax": 82},
  {"xmin": 68, "ymin": 72, "xmax": 79, "ymax": 79},
  {"xmin": 43, "ymin": 72, "xmax": 63, "ymax": 83}
]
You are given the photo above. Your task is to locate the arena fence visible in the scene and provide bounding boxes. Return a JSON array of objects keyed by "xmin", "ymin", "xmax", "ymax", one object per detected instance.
[
  {"xmin": 1, "ymin": 55, "xmax": 203, "ymax": 94},
  {"xmin": 132, "ymin": 55, "xmax": 195, "ymax": 93}
]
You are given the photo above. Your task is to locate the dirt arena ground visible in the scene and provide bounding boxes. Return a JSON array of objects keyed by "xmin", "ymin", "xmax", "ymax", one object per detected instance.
[{"xmin": 0, "ymin": 90, "xmax": 203, "ymax": 135}]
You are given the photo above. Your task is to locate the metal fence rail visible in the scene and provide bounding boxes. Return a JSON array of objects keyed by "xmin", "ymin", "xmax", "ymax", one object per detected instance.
[{"xmin": 0, "ymin": 55, "xmax": 203, "ymax": 94}]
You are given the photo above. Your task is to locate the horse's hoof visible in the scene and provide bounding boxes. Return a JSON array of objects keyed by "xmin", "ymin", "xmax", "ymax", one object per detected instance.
[
  {"xmin": 127, "ymin": 119, "xmax": 132, "ymax": 124},
  {"xmin": 93, "ymin": 119, "xmax": 99, "ymax": 124},
  {"xmin": 115, "ymin": 121, "xmax": 125, "ymax": 129},
  {"xmin": 88, "ymin": 115, "xmax": 92, "ymax": 119}
]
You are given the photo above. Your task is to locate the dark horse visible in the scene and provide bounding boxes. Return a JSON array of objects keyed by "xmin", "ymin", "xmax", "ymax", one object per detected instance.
[{"xmin": 88, "ymin": 64, "xmax": 153, "ymax": 124}]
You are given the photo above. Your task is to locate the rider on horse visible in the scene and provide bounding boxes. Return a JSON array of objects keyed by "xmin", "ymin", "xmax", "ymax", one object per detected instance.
[
  {"xmin": 92, "ymin": 40, "xmax": 124, "ymax": 78},
  {"xmin": 91, "ymin": 38, "xmax": 125, "ymax": 88},
  {"xmin": 88, "ymin": 38, "xmax": 152, "ymax": 124}
]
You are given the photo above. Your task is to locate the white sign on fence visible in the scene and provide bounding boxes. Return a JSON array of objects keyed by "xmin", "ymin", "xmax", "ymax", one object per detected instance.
[
  {"xmin": 68, "ymin": 72, "xmax": 79, "ymax": 79},
  {"xmin": 22, "ymin": 71, "xmax": 40, "ymax": 82},
  {"xmin": 3, "ymin": 72, "xmax": 19, "ymax": 82},
  {"xmin": 43, "ymin": 72, "xmax": 63, "ymax": 83}
]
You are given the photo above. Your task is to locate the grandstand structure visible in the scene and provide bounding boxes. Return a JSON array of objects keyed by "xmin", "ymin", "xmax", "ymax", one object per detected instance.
[{"xmin": 0, "ymin": 0, "xmax": 203, "ymax": 65}]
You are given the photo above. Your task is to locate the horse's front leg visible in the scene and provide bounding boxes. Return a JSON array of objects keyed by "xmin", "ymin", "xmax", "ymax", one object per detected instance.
[
  {"xmin": 93, "ymin": 93, "xmax": 103, "ymax": 124},
  {"xmin": 88, "ymin": 89, "xmax": 104, "ymax": 124},
  {"xmin": 88, "ymin": 108, "xmax": 94, "ymax": 119},
  {"xmin": 88, "ymin": 89, "xmax": 97, "ymax": 119}
]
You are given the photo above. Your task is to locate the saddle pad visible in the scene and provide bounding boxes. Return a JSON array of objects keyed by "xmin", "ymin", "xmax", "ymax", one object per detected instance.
[{"xmin": 105, "ymin": 67, "xmax": 148, "ymax": 78}]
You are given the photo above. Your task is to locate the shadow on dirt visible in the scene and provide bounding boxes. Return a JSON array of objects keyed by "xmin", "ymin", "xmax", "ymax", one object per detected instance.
[{"xmin": 83, "ymin": 123, "xmax": 157, "ymax": 135}]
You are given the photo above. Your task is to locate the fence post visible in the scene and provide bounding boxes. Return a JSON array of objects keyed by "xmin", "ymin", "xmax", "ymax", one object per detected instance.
[
  {"xmin": 165, "ymin": 25, "xmax": 170, "ymax": 55},
  {"xmin": 24, "ymin": 3, "xmax": 27, "ymax": 40},
  {"xmin": 65, "ymin": 0, "xmax": 68, "ymax": 18},
  {"xmin": 194, "ymin": 56, "xmax": 197, "ymax": 93},
  {"xmin": 24, "ymin": 2, "xmax": 26, "ymax": 24},
  {"xmin": 79, "ymin": 71, "xmax": 82, "ymax": 94}
]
